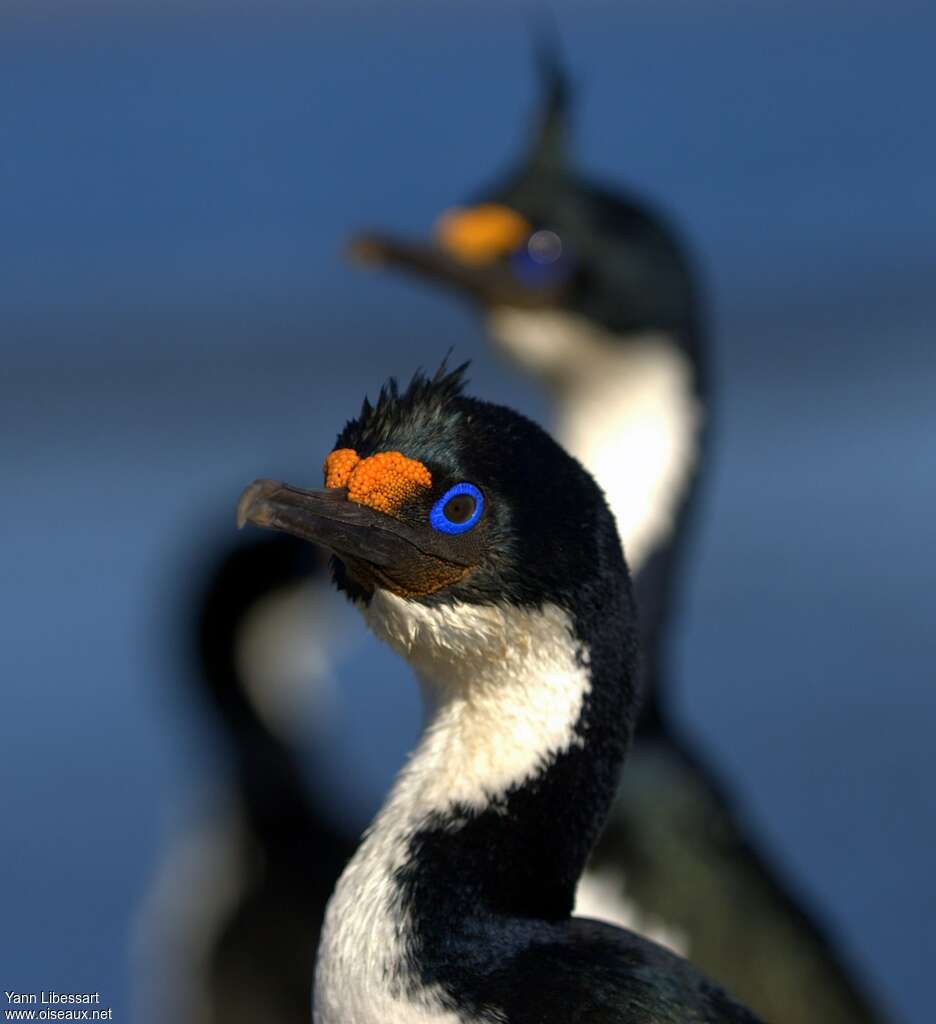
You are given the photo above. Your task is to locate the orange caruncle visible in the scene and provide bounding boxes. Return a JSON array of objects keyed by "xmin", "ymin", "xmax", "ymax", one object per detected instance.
[
  {"xmin": 435, "ymin": 204, "xmax": 530, "ymax": 266},
  {"xmin": 323, "ymin": 448, "xmax": 432, "ymax": 515},
  {"xmin": 347, "ymin": 451, "xmax": 432, "ymax": 514},
  {"xmin": 324, "ymin": 448, "xmax": 361, "ymax": 488}
]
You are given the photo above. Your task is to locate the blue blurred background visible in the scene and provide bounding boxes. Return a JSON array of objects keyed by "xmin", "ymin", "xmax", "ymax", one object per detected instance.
[{"xmin": 1, "ymin": 2, "xmax": 933, "ymax": 1020}]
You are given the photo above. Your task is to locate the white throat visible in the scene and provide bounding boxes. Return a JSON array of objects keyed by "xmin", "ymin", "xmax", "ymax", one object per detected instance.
[
  {"xmin": 313, "ymin": 592, "xmax": 591, "ymax": 1024},
  {"xmin": 486, "ymin": 308, "xmax": 703, "ymax": 571}
]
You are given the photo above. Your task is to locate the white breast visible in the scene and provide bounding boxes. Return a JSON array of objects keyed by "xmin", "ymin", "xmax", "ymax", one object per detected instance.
[
  {"xmin": 486, "ymin": 308, "xmax": 703, "ymax": 572},
  {"xmin": 313, "ymin": 594, "xmax": 590, "ymax": 1024}
]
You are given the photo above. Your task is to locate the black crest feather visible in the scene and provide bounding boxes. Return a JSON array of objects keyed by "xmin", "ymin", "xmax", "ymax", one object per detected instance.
[
  {"xmin": 335, "ymin": 360, "xmax": 471, "ymax": 455},
  {"xmin": 529, "ymin": 15, "xmax": 572, "ymax": 172}
]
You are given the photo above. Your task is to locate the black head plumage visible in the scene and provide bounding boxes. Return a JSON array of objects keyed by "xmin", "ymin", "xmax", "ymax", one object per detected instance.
[
  {"xmin": 526, "ymin": 25, "xmax": 572, "ymax": 175},
  {"xmin": 331, "ymin": 361, "xmax": 634, "ymax": 629},
  {"xmin": 336, "ymin": 361, "xmax": 471, "ymax": 457},
  {"xmin": 351, "ymin": 44, "xmax": 704, "ymax": 351}
]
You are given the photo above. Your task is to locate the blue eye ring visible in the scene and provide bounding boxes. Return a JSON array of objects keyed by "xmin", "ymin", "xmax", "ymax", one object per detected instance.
[
  {"xmin": 429, "ymin": 482, "xmax": 484, "ymax": 535},
  {"xmin": 508, "ymin": 236, "xmax": 574, "ymax": 289}
]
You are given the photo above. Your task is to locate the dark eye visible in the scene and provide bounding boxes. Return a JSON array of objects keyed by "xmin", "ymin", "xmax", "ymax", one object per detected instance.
[
  {"xmin": 443, "ymin": 494, "xmax": 475, "ymax": 523},
  {"xmin": 429, "ymin": 483, "xmax": 484, "ymax": 535}
]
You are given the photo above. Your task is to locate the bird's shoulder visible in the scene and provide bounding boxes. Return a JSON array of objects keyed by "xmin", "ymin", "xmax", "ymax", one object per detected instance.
[{"xmin": 470, "ymin": 917, "xmax": 763, "ymax": 1024}]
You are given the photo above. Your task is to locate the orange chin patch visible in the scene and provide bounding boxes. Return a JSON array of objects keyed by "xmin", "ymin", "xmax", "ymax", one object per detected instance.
[
  {"xmin": 435, "ymin": 203, "xmax": 530, "ymax": 266},
  {"xmin": 323, "ymin": 448, "xmax": 432, "ymax": 515}
]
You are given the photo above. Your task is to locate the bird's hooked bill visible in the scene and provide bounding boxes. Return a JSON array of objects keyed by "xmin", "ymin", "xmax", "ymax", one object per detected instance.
[
  {"xmin": 239, "ymin": 480, "xmax": 429, "ymax": 562},
  {"xmin": 346, "ymin": 230, "xmax": 566, "ymax": 309}
]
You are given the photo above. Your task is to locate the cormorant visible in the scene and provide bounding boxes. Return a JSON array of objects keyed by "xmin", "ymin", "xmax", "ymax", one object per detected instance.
[{"xmin": 239, "ymin": 362, "xmax": 763, "ymax": 1024}]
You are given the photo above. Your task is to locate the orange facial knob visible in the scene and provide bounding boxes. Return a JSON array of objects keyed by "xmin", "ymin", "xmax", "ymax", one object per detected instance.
[
  {"xmin": 435, "ymin": 204, "xmax": 531, "ymax": 266},
  {"xmin": 324, "ymin": 448, "xmax": 361, "ymax": 488},
  {"xmin": 346, "ymin": 451, "xmax": 432, "ymax": 515}
]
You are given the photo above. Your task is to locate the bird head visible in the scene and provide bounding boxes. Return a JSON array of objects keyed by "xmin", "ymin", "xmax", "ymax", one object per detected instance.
[
  {"xmin": 237, "ymin": 364, "xmax": 628, "ymax": 623},
  {"xmin": 349, "ymin": 50, "xmax": 700, "ymax": 378}
]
